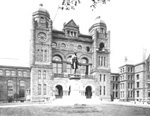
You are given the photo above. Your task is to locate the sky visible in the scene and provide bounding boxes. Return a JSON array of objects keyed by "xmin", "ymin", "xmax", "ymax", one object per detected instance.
[{"xmin": 0, "ymin": 0, "xmax": 150, "ymax": 72}]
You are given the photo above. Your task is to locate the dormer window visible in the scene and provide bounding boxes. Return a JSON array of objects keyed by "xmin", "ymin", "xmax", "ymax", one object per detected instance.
[
  {"xmin": 65, "ymin": 30, "xmax": 78, "ymax": 37},
  {"xmin": 71, "ymin": 31, "xmax": 73, "ymax": 36},
  {"xmin": 74, "ymin": 32, "xmax": 77, "ymax": 37},
  {"xmin": 67, "ymin": 30, "xmax": 70, "ymax": 35},
  {"xmin": 64, "ymin": 19, "xmax": 79, "ymax": 38}
]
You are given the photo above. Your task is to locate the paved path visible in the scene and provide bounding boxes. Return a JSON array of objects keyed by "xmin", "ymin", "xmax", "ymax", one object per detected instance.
[{"xmin": 0, "ymin": 99, "xmax": 150, "ymax": 108}]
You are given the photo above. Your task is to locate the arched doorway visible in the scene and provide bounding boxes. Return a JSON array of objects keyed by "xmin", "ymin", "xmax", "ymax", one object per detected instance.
[
  {"xmin": 85, "ymin": 86, "xmax": 92, "ymax": 99},
  {"xmin": 55, "ymin": 85, "xmax": 63, "ymax": 99}
]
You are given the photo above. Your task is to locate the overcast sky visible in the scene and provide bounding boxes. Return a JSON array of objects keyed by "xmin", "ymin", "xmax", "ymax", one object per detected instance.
[{"xmin": 0, "ymin": 0, "xmax": 150, "ymax": 72}]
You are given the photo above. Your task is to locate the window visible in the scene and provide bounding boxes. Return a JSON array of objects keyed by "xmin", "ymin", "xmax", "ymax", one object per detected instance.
[
  {"xmin": 137, "ymin": 91, "xmax": 139, "ymax": 97},
  {"xmin": 148, "ymin": 75, "xmax": 150, "ymax": 80},
  {"xmin": 6, "ymin": 70, "xmax": 11, "ymax": 76},
  {"xmin": 0, "ymin": 70, "xmax": 3, "ymax": 75},
  {"xmin": 103, "ymin": 86, "xmax": 105, "ymax": 95},
  {"xmin": 23, "ymin": 71, "xmax": 27, "ymax": 77},
  {"xmin": 61, "ymin": 43, "xmax": 66, "ymax": 48},
  {"xmin": 11, "ymin": 71, "xmax": 15, "ymax": 77},
  {"xmin": 99, "ymin": 43, "xmax": 104, "ymax": 51},
  {"xmin": 43, "ymin": 84, "xmax": 46, "ymax": 95},
  {"xmin": 99, "ymin": 56, "xmax": 106, "ymax": 67},
  {"xmin": 7, "ymin": 80, "xmax": 13, "ymax": 96},
  {"xmin": 131, "ymin": 83, "xmax": 133, "ymax": 89},
  {"xmin": 148, "ymin": 92, "xmax": 150, "ymax": 97},
  {"xmin": 148, "ymin": 84, "xmax": 150, "ymax": 89},
  {"xmin": 53, "ymin": 56, "xmax": 63, "ymax": 74},
  {"xmin": 128, "ymin": 75, "xmax": 130, "ymax": 80},
  {"xmin": 137, "ymin": 82, "xmax": 139, "ymax": 88},
  {"xmin": 116, "ymin": 92, "xmax": 118, "ymax": 98},
  {"xmin": 19, "ymin": 81, "xmax": 25, "ymax": 98},
  {"xmin": 116, "ymin": 84, "xmax": 118, "ymax": 89},
  {"xmin": 104, "ymin": 57, "xmax": 106, "ymax": 66},
  {"xmin": 77, "ymin": 45, "xmax": 82, "ymax": 50},
  {"xmin": 74, "ymin": 32, "xmax": 77, "ymax": 37},
  {"xmin": 128, "ymin": 83, "xmax": 130, "ymax": 89},
  {"xmin": 52, "ymin": 42, "xmax": 57, "ymax": 48},
  {"xmin": 66, "ymin": 56, "xmax": 72, "ymax": 74},
  {"xmin": 113, "ymin": 84, "xmax": 115, "ymax": 89},
  {"xmin": 43, "ymin": 70, "xmax": 46, "ymax": 79},
  {"xmin": 38, "ymin": 70, "xmax": 41, "ymax": 79},
  {"xmin": 40, "ymin": 50, "xmax": 43, "ymax": 61},
  {"xmin": 18, "ymin": 71, "xmax": 22, "ymax": 77},
  {"xmin": 44, "ymin": 50, "xmax": 48, "ymax": 62},
  {"xmin": 131, "ymin": 67, "xmax": 133, "ymax": 72},
  {"xmin": 147, "ymin": 62, "xmax": 149, "ymax": 71},
  {"xmin": 131, "ymin": 91, "xmax": 133, "ymax": 98},
  {"xmin": 86, "ymin": 46, "xmax": 90, "ymax": 52},
  {"xmin": 100, "ymin": 86, "xmax": 101, "ymax": 95},
  {"xmin": 116, "ymin": 76, "xmax": 118, "ymax": 81},
  {"xmin": 80, "ymin": 58, "xmax": 88, "ymax": 75},
  {"xmin": 103, "ymin": 74, "xmax": 105, "ymax": 81},
  {"xmin": 70, "ymin": 44, "xmax": 74, "ymax": 49},
  {"xmin": 100, "ymin": 74, "xmax": 101, "ymax": 81},
  {"xmin": 38, "ymin": 84, "xmax": 41, "ymax": 95},
  {"xmin": 37, "ymin": 49, "xmax": 40, "ymax": 61},
  {"xmin": 136, "ymin": 74, "xmax": 139, "ymax": 80},
  {"xmin": 131, "ymin": 75, "xmax": 133, "ymax": 80}
]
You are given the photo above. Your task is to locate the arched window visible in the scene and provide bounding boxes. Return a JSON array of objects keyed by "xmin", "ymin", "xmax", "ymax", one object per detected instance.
[
  {"xmin": 61, "ymin": 43, "xmax": 66, "ymax": 48},
  {"xmin": 70, "ymin": 44, "xmax": 74, "ymax": 49},
  {"xmin": 43, "ymin": 84, "xmax": 46, "ymax": 95},
  {"xmin": 37, "ymin": 49, "xmax": 40, "ymax": 61},
  {"xmin": 43, "ymin": 70, "xmax": 46, "ymax": 79},
  {"xmin": 52, "ymin": 42, "xmax": 57, "ymax": 48},
  {"xmin": 18, "ymin": 71, "xmax": 22, "ymax": 77},
  {"xmin": 7, "ymin": 80, "xmax": 13, "ymax": 97},
  {"xmin": 19, "ymin": 81, "xmax": 25, "ymax": 98},
  {"xmin": 38, "ymin": 84, "xmax": 41, "ymax": 95},
  {"xmin": 44, "ymin": 50, "xmax": 47, "ymax": 62},
  {"xmin": 99, "ymin": 43, "xmax": 105, "ymax": 51},
  {"xmin": 77, "ymin": 45, "xmax": 82, "ymax": 50},
  {"xmin": 52, "ymin": 55, "xmax": 63, "ymax": 74},
  {"xmin": 38, "ymin": 70, "xmax": 41, "ymax": 79},
  {"xmin": 80, "ymin": 58, "xmax": 89, "ymax": 75},
  {"xmin": 40, "ymin": 49, "xmax": 43, "ymax": 62},
  {"xmin": 66, "ymin": 56, "xmax": 72, "ymax": 74},
  {"xmin": 86, "ymin": 46, "xmax": 90, "ymax": 52}
]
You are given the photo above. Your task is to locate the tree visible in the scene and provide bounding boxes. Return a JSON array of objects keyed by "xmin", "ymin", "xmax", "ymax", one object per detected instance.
[{"xmin": 60, "ymin": 0, "xmax": 110, "ymax": 10}]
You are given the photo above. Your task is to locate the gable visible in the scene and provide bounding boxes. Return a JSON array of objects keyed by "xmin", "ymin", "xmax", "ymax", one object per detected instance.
[{"xmin": 64, "ymin": 19, "xmax": 79, "ymax": 29}]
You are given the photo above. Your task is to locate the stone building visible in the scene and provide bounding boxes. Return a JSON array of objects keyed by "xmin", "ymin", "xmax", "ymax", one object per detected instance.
[
  {"xmin": 30, "ymin": 4, "xmax": 111, "ymax": 101},
  {"xmin": 0, "ymin": 4, "xmax": 112, "ymax": 102},
  {"xmin": 119, "ymin": 64, "xmax": 134, "ymax": 101},
  {"xmin": 111, "ymin": 73, "xmax": 120, "ymax": 100},
  {"xmin": 0, "ymin": 65, "xmax": 30, "ymax": 101},
  {"xmin": 118, "ymin": 55, "xmax": 150, "ymax": 102}
]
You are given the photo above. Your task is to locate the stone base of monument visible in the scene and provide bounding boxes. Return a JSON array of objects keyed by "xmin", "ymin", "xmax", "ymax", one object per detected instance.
[{"xmin": 64, "ymin": 75, "xmax": 86, "ymax": 104}]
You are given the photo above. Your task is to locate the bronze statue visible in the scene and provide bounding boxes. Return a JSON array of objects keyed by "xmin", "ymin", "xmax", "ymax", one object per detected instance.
[{"xmin": 71, "ymin": 52, "xmax": 79, "ymax": 74}]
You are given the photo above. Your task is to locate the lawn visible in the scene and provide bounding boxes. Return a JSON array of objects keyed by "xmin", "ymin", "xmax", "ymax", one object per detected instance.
[{"xmin": 0, "ymin": 103, "xmax": 150, "ymax": 116}]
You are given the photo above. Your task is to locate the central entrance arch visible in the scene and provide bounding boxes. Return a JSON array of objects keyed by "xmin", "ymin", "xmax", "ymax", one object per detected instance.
[
  {"xmin": 55, "ymin": 85, "xmax": 63, "ymax": 99},
  {"xmin": 85, "ymin": 86, "xmax": 92, "ymax": 99}
]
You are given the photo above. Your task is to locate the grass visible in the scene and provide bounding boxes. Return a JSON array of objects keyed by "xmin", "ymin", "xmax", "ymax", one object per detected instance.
[{"xmin": 0, "ymin": 103, "xmax": 150, "ymax": 116}]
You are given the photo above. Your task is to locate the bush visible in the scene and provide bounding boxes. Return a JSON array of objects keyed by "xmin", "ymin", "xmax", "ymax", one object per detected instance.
[
  {"xmin": 20, "ymin": 97, "xmax": 25, "ymax": 102},
  {"xmin": 8, "ymin": 96, "xmax": 13, "ymax": 102}
]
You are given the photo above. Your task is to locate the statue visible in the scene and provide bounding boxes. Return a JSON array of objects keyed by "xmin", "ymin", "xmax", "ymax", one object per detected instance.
[{"xmin": 71, "ymin": 52, "xmax": 80, "ymax": 74}]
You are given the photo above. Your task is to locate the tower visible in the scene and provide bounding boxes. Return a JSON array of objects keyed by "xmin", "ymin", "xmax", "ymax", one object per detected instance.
[
  {"xmin": 89, "ymin": 18, "xmax": 111, "ymax": 100},
  {"xmin": 30, "ymin": 4, "xmax": 53, "ymax": 101}
]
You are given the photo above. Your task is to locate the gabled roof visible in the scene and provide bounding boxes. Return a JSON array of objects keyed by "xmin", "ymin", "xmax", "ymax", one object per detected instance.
[{"xmin": 64, "ymin": 19, "xmax": 79, "ymax": 29}]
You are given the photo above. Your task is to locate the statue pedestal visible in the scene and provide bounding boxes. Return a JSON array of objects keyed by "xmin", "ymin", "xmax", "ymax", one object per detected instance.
[{"xmin": 68, "ymin": 75, "xmax": 84, "ymax": 103}]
